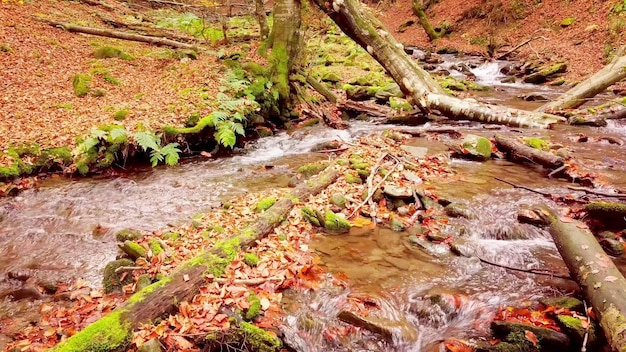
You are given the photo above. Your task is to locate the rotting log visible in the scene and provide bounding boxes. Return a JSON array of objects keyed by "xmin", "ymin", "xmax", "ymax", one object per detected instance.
[
  {"xmin": 38, "ymin": 18, "xmax": 198, "ymax": 50},
  {"xmin": 494, "ymin": 134, "xmax": 564, "ymax": 169},
  {"xmin": 532, "ymin": 206, "xmax": 626, "ymax": 352},
  {"xmin": 49, "ymin": 166, "xmax": 340, "ymax": 352},
  {"xmin": 311, "ymin": 0, "xmax": 566, "ymax": 128},
  {"xmin": 538, "ymin": 46, "xmax": 626, "ymax": 112}
]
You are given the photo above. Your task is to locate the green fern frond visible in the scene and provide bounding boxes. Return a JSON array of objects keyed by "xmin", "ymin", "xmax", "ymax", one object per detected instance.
[
  {"xmin": 149, "ymin": 149, "xmax": 163, "ymax": 167},
  {"xmin": 134, "ymin": 131, "xmax": 160, "ymax": 152},
  {"xmin": 108, "ymin": 127, "xmax": 128, "ymax": 144},
  {"xmin": 232, "ymin": 122, "xmax": 245, "ymax": 136},
  {"xmin": 210, "ymin": 111, "xmax": 230, "ymax": 125},
  {"xmin": 215, "ymin": 123, "xmax": 237, "ymax": 148},
  {"xmin": 162, "ymin": 143, "xmax": 181, "ymax": 165}
]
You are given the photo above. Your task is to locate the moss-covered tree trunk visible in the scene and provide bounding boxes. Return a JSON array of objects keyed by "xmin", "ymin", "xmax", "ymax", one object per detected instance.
[
  {"xmin": 269, "ymin": 0, "xmax": 302, "ymax": 115},
  {"xmin": 49, "ymin": 167, "xmax": 340, "ymax": 352},
  {"xmin": 538, "ymin": 46, "xmax": 626, "ymax": 112},
  {"xmin": 533, "ymin": 206, "xmax": 626, "ymax": 352},
  {"xmin": 254, "ymin": 0, "xmax": 270, "ymax": 40},
  {"xmin": 411, "ymin": 0, "xmax": 439, "ymax": 41},
  {"xmin": 311, "ymin": 0, "xmax": 565, "ymax": 128}
]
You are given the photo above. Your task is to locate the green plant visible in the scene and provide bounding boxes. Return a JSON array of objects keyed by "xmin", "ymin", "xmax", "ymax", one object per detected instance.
[
  {"xmin": 113, "ymin": 109, "xmax": 129, "ymax": 121},
  {"xmin": 611, "ymin": 0, "xmax": 626, "ymax": 14},
  {"xmin": 93, "ymin": 46, "xmax": 134, "ymax": 60},
  {"xmin": 133, "ymin": 131, "xmax": 181, "ymax": 166},
  {"xmin": 72, "ymin": 74, "xmax": 91, "ymax": 97}
]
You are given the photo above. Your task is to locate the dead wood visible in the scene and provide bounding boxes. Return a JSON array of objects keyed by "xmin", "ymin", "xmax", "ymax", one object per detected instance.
[
  {"xmin": 532, "ymin": 206, "xmax": 626, "ymax": 352},
  {"xmin": 494, "ymin": 134, "xmax": 564, "ymax": 169},
  {"xmin": 39, "ymin": 18, "xmax": 198, "ymax": 50},
  {"xmin": 49, "ymin": 166, "xmax": 340, "ymax": 352}
]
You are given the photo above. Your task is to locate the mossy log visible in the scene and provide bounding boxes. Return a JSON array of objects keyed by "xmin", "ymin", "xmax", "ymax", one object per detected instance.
[
  {"xmin": 494, "ymin": 134, "xmax": 564, "ymax": 169},
  {"xmin": 311, "ymin": 0, "xmax": 565, "ymax": 128},
  {"xmin": 585, "ymin": 201, "xmax": 626, "ymax": 228},
  {"xmin": 532, "ymin": 206, "xmax": 626, "ymax": 352},
  {"xmin": 39, "ymin": 18, "xmax": 197, "ymax": 50},
  {"xmin": 538, "ymin": 46, "xmax": 626, "ymax": 112},
  {"xmin": 49, "ymin": 167, "xmax": 340, "ymax": 352}
]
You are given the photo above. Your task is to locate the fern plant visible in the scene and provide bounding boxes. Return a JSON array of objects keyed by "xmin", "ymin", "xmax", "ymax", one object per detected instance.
[{"xmin": 133, "ymin": 131, "xmax": 181, "ymax": 167}]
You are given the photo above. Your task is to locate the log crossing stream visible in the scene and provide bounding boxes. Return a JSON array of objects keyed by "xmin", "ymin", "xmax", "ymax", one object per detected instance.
[{"xmin": 1, "ymin": 60, "xmax": 625, "ymax": 350}]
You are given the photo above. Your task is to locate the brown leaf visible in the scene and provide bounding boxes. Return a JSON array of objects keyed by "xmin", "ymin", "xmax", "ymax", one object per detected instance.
[{"xmin": 525, "ymin": 330, "xmax": 538, "ymax": 346}]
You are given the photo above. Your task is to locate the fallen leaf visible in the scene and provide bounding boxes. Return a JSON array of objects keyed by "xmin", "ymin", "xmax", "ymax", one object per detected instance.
[
  {"xmin": 260, "ymin": 297, "xmax": 270, "ymax": 310},
  {"xmin": 604, "ymin": 276, "xmax": 618, "ymax": 282},
  {"xmin": 525, "ymin": 330, "xmax": 538, "ymax": 346}
]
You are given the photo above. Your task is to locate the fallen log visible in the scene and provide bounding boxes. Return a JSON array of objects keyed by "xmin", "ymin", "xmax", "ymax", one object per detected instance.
[
  {"xmin": 312, "ymin": 0, "xmax": 566, "ymax": 128},
  {"xmin": 38, "ymin": 18, "xmax": 198, "ymax": 50},
  {"xmin": 532, "ymin": 206, "xmax": 626, "ymax": 352},
  {"xmin": 494, "ymin": 134, "xmax": 564, "ymax": 169},
  {"xmin": 538, "ymin": 46, "xmax": 626, "ymax": 112},
  {"xmin": 49, "ymin": 166, "xmax": 340, "ymax": 351}
]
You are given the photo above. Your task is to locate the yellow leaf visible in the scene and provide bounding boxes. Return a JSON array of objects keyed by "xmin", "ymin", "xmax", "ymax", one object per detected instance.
[{"xmin": 351, "ymin": 217, "xmax": 372, "ymax": 228}]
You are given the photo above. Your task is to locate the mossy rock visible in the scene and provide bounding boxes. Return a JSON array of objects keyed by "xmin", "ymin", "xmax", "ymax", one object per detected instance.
[
  {"xmin": 444, "ymin": 203, "xmax": 476, "ymax": 219},
  {"xmin": 389, "ymin": 97, "xmax": 412, "ymax": 111},
  {"xmin": 344, "ymin": 171, "xmax": 362, "ymax": 184},
  {"xmin": 174, "ymin": 49, "xmax": 197, "ymax": 60},
  {"xmin": 390, "ymin": 216, "xmax": 405, "ymax": 232},
  {"xmin": 115, "ymin": 229, "xmax": 143, "ymax": 243},
  {"xmin": 297, "ymin": 162, "xmax": 328, "ymax": 177},
  {"xmin": 320, "ymin": 71, "xmax": 341, "ymax": 83},
  {"xmin": 72, "ymin": 73, "xmax": 91, "ymax": 97},
  {"xmin": 256, "ymin": 197, "xmax": 276, "ymax": 212},
  {"xmin": 539, "ymin": 296, "xmax": 583, "ymax": 311},
  {"xmin": 121, "ymin": 240, "xmax": 147, "ymax": 260},
  {"xmin": 137, "ymin": 338, "xmax": 163, "ymax": 352},
  {"xmin": 560, "ymin": 17, "xmax": 575, "ymax": 27},
  {"xmin": 149, "ymin": 238, "xmax": 163, "ymax": 256},
  {"xmin": 237, "ymin": 322, "xmax": 281, "ymax": 352},
  {"xmin": 244, "ymin": 253, "xmax": 260, "ymax": 267},
  {"xmin": 330, "ymin": 194, "xmax": 347, "ymax": 208},
  {"xmin": 115, "ymin": 228, "xmax": 143, "ymax": 242},
  {"xmin": 102, "ymin": 258, "xmax": 135, "ymax": 293},
  {"xmin": 94, "ymin": 46, "xmax": 134, "ymax": 60},
  {"xmin": 245, "ymin": 292, "xmax": 262, "ymax": 321},
  {"xmin": 324, "ymin": 210, "xmax": 351, "ymax": 234},
  {"xmin": 461, "ymin": 134, "xmax": 492, "ymax": 160},
  {"xmin": 136, "ymin": 274, "xmax": 152, "ymax": 291},
  {"xmin": 524, "ymin": 137, "xmax": 550, "ymax": 151},
  {"xmin": 523, "ymin": 62, "xmax": 568, "ymax": 84},
  {"xmin": 556, "ymin": 314, "xmax": 601, "ymax": 349},
  {"xmin": 302, "ymin": 206, "xmax": 325, "ymax": 227},
  {"xmin": 491, "ymin": 321, "xmax": 571, "ymax": 350}
]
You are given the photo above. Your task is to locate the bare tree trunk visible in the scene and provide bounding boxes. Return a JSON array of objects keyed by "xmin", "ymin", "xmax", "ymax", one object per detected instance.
[
  {"xmin": 269, "ymin": 0, "xmax": 302, "ymax": 111},
  {"xmin": 39, "ymin": 18, "xmax": 198, "ymax": 50},
  {"xmin": 533, "ymin": 206, "xmax": 626, "ymax": 352},
  {"xmin": 311, "ymin": 0, "xmax": 565, "ymax": 128},
  {"xmin": 49, "ymin": 167, "xmax": 340, "ymax": 352},
  {"xmin": 538, "ymin": 46, "xmax": 626, "ymax": 112},
  {"xmin": 254, "ymin": 0, "xmax": 270, "ymax": 39}
]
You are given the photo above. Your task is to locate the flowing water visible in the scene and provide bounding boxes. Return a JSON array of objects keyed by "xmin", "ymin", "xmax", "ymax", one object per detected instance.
[{"xmin": 1, "ymin": 57, "xmax": 625, "ymax": 350}]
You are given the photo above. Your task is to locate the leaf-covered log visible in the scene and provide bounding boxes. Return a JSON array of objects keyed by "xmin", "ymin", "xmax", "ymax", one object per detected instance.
[
  {"xmin": 311, "ymin": 0, "xmax": 565, "ymax": 128},
  {"xmin": 49, "ymin": 166, "xmax": 340, "ymax": 352},
  {"xmin": 533, "ymin": 206, "xmax": 626, "ymax": 352},
  {"xmin": 494, "ymin": 134, "xmax": 564, "ymax": 169}
]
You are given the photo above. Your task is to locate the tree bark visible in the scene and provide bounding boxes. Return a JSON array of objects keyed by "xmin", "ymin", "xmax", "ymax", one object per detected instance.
[
  {"xmin": 311, "ymin": 0, "xmax": 565, "ymax": 128},
  {"xmin": 532, "ymin": 206, "xmax": 626, "ymax": 352},
  {"xmin": 254, "ymin": 0, "xmax": 270, "ymax": 39},
  {"xmin": 39, "ymin": 19, "xmax": 198, "ymax": 50},
  {"xmin": 411, "ymin": 0, "xmax": 439, "ymax": 41},
  {"xmin": 538, "ymin": 46, "xmax": 626, "ymax": 112},
  {"xmin": 494, "ymin": 134, "xmax": 564, "ymax": 169},
  {"xmin": 49, "ymin": 167, "xmax": 340, "ymax": 352}
]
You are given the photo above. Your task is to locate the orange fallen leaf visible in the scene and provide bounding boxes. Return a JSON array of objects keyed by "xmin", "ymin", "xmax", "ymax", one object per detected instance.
[{"xmin": 525, "ymin": 330, "xmax": 538, "ymax": 346}]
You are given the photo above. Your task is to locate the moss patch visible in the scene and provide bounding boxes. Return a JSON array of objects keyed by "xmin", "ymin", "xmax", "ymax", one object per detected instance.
[
  {"xmin": 245, "ymin": 291, "xmax": 262, "ymax": 321},
  {"xmin": 324, "ymin": 210, "xmax": 351, "ymax": 234},
  {"xmin": 72, "ymin": 73, "xmax": 92, "ymax": 97},
  {"xmin": 115, "ymin": 228, "xmax": 143, "ymax": 242},
  {"xmin": 256, "ymin": 197, "xmax": 276, "ymax": 212},
  {"xmin": 524, "ymin": 137, "xmax": 550, "ymax": 151},
  {"xmin": 94, "ymin": 46, "xmax": 134, "ymax": 60},
  {"xmin": 297, "ymin": 162, "xmax": 329, "ymax": 177},
  {"xmin": 238, "ymin": 322, "xmax": 281, "ymax": 352},
  {"xmin": 102, "ymin": 258, "xmax": 135, "ymax": 293},
  {"xmin": 49, "ymin": 309, "xmax": 131, "ymax": 351},
  {"xmin": 243, "ymin": 253, "xmax": 260, "ymax": 267}
]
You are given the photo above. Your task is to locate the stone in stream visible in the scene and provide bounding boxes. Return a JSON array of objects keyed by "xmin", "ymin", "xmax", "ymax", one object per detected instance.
[
  {"xmin": 556, "ymin": 314, "xmax": 602, "ymax": 350},
  {"xmin": 115, "ymin": 228, "xmax": 143, "ymax": 242},
  {"xmin": 459, "ymin": 134, "xmax": 492, "ymax": 160},
  {"xmin": 120, "ymin": 240, "xmax": 147, "ymax": 260},
  {"xmin": 102, "ymin": 258, "xmax": 135, "ymax": 293},
  {"xmin": 597, "ymin": 230, "xmax": 617, "ymax": 240},
  {"xmin": 400, "ymin": 145, "xmax": 428, "ymax": 159},
  {"xmin": 599, "ymin": 238, "xmax": 624, "ymax": 257},
  {"xmin": 450, "ymin": 241, "xmax": 475, "ymax": 257},
  {"xmin": 324, "ymin": 210, "xmax": 351, "ymax": 234},
  {"xmin": 408, "ymin": 235, "xmax": 450, "ymax": 256},
  {"xmin": 390, "ymin": 216, "xmax": 405, "ymax": 232},
  {"xmin": 517, "ymin": 207, "xmax": 545, "ymax": 226},
  {"xmin": 518, "ymin": 92, "xmax": 549, "ymax": 102},
  {"xmin": 330, "ymin": 194, "xmax": 347, "ymax": 209},
  {"xmin": 0, "ymin": 284, "xmax": 43, "ymax": 301},
  {"xmin": 539, "ymin": 296, "xmax": 583, "ymax": 312},
  {"xmin": 382, "ymin": 184, "xmax": 413, "ymax": 200},
  {"xmin": 337, "ymin": 310, "xmax": 419, "ymax": 342},
  {"xmin": 444, "ymin": 203, "xmax": 476, "ymax": 219},
  {"xmin": 490, "ymin": 321, "xmax": 570, "ymax": 350},
  {"xmin": 408, "ymin": 292, "xmax": 461, "ymax": 327}
]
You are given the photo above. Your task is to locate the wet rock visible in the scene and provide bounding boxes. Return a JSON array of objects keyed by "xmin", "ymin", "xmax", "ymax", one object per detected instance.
[
  {"xmin": 485, "ymin": 225, "xmax": 528, "ymax": 240},
  {"xmin": 407, "ymin": 224, "xmax": 427, "ymax": 236},
  {"xmin": 337, "ymin": 310, "xmax": 419, "ymax": 342},
  {"xmin": 302, "ymin": 206, "xmax": 324, "ymax": 227},
  {"xmin": 324, "ymin": 210, "xmax": 351, "ymax": 234},
  {"xmin": 597, "ymin": 230, "xmax": 617, "ymax": 240},
  {"xmin": 397, "ymin": 206, "xmax": 410, "ymax": 216},
  {"xmin": 417, "ymin": 192, "xmax": 443, "ymax": 211},
  {"xmin": 390, "ymin": 216, "xmax": 405, "ymax": 232},
  {"xmin": 137, "ymin": 338, "xmax": 163, "ymax": 352},
  {"xmin": 539, "ymin": 296, "xmax": 583, "ymax": 311},
  {"xmin": 404, "ymin": 170, "xmax": 423, "ymax": 185},
  {"xmin": 599, "ymin": 238, "xmax": 624, "ymax": 257},
  {"xmin": 311, "ymin": 140, "xmax": 341, "ymax": 152},
  {"xmin": 121, "ymin": 240, "xmax": 147, "ymax": 260},
  {"xmin": 136, "ymin": 274, "xmax": 152, "ymax": 291},
  {"xmin": 427, "ymin": 232, "xmax": 448, "ymax": 242},
  {"xmin": 0, "ymin": 285, "xmax": 43, "ymax": 301},
  {"xmin": 523, "ymin": 62, "xmax": 567, "ymax": 84},
  {"xmin": 517, "ymin": 207, "xmax": 545, "ymax": 226},
  {"xmin": 383, "ymin": 184, "xmax": 413, "ymax": 199},
  {"xmin": 40, "ymin": 281, "xmax": 59, "ymax": 295},
  {"xmin": 409, "ymin": 293, "xmax": 460, "ymax": 327},
  {"xmin": 556, "ymin": 314, "xmax": 602, "ymax": 350},
  {"xmin": 102, "ymin": 258, "xmax": 135, "ymax": 293},
  {"xmin": 518, "ymin": 92, "xmax": 549, "ymax": 102},
  {"xmin": 115, "ymin": 228, "xmax": 143, "ymax": 242},
  {"xmin": 500, "ymin": 76, "xmax": 516, "ymax": 84},
  {"xmin": 450, "ymin": 242, "xmax": 475, "ymax": 257},
  {"xmin": 459, "ymin": 134, "xmax": 492, "ymax": 160},
  {"xmin": 408, "ymin": 235, "xmax": 450, "ymax": 256},
  {"xmin": 491, "ymin": 321, "xmax": 570, "ymax": 350},
  {"xmin": 444, "ymin": 203, "xmax": 476, "ymax": 219},
  {"xmin": 7, "ymin": 270, "xmax": 31, "ymax": 282},
  {"xmin": 288, "ymin": 175, "xmax": 302, "ymax": 187},
  {"xmin": 400, "ymin": 145, "xmax": 428, "ymax": 159}
]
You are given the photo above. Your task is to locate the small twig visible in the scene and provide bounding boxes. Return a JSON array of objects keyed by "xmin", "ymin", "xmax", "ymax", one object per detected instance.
[
  {"xmin": 581, "ymin": 300, "xmax": 590, "ymax": 352},
  {"xmin": 567, "ymin": 185, "xmax": 626, "ymax": 198},
  {"xmin": 548, "ymin": 164, "xmax": 568, "ymax": 178},
  {"xmin": 494, "ymin": 177, "xmax": 552, "ymax": 197},
  {"xmin": 349, "ymin": 160, "xmax": 399, "ymax": 218},
  {"xmin": 313, "ymin": 147, "xmax": 349, "ymax": 153},
  {"xmin": 477, "ymin": 256, "xmax": 573, "ymax": 281},
  {"xmin": 366, "ymin": 153, "xmax": 388, "ymax": 224},
  {"xmin": 115, "ymin": 266, "xmax": 144, "ymax": 273},
  {"xmin": 211, "ymin": 277, "xmax": 281, "ymax": 285}
]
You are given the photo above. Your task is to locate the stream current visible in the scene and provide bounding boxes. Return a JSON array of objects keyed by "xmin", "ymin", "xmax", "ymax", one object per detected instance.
[{"xmin": 1, "ymin": 60, "xmax": 625, "ymax": 350}]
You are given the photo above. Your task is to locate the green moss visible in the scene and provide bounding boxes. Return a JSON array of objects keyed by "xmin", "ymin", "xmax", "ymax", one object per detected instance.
[
  {"xmin": 256, "ymin": 197, "xmax": 276, "ymax": 212},
  {"xmin": 462, "ymin": 135, "xmax": 492, "ymax": 159},
  {"xmin": 245, "ymin": 292, "xmax": 262, "ymax": 320},
  {"xmin": 113, "ymin": 109, "xmax": 129, "ymax": 121},
  {"xmin": 238, "ymin": 322, "xmax": 281, "ymax": 352},
  {"xmin": 524, "ymin": 137, "xmax": 550, "ymax": 151},
  {"xmin": 336, "ymin": 159, "xmax": 349, "ymax": 166},
  {"xmin": 269, "ymin": 44, "xmax": 290, "ymax": 101},
  {"xmin": 561, "ymin": 17, "xmax": 576, "ymax": 27},
  {"xmin": 149, "ymin": 238, "xmax": 163, "ymax": 255},
  {"xmin": 244, "ymin": 253, "xmax": 260, "ymax": 267},
  {"xmin": 49, "ymin": 309, "xmax": 131, "ymax": 352},
  {"xmin": 297, "ymin": 162, "xmax": 328, "ymax": 177},
  {"xmin": 586, "ymin": 201, "xmax": 626, "ymax": 215},
  {"xmin": 121, "ymin": 241, "xmax": 147, "ymax": 259},
  {"xmin": 302, "ymin": 206, "xmax": 323, "ymax": 227},
  {"xmin": 94, "ymin": 46, "xmax": 134, "ymax": 60},
  {"xmin": 115, "ymin": 229, "xmax": 143, "ymax": 242},
  {"xmin": 126, "ymin": 277, "xmax": 172, "ymax": 304},
  {"xmin": 330, "ymin": 194, "xmax": 346, "ymax": 208},
  {"xmin": 540, "ymin": 296, "xmax": 583, "ymax": 311},
  {"xmin": 324, "ymin": 210, "xmax": 351, "ymax": 234},
  {"xmin": 344, "ymin": 171, "xmax": 362, "ymax": 184},
  {"xmin": 102, "ymin": 258, "xmax": 135, "ymax": 293},
  {"xmin": 0, "ymin": 44, "xmax": 14, "ymax": 53},
  {"xmin": 72, "ymin": 74, "xmax": 92, "ymax": 97}
]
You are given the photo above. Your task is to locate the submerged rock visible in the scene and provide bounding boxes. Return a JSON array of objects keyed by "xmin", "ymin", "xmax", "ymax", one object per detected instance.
[
  {"xmin": 337, "ymin": 310, "xmax": 419, "ymax": 342},
  {"xmin": 491, "ymin": 321, "xmax": 570, "ymax": 350},
  {"xmin": 444, "ymin": 203, "xmax": 476, "ymax": 219}
]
